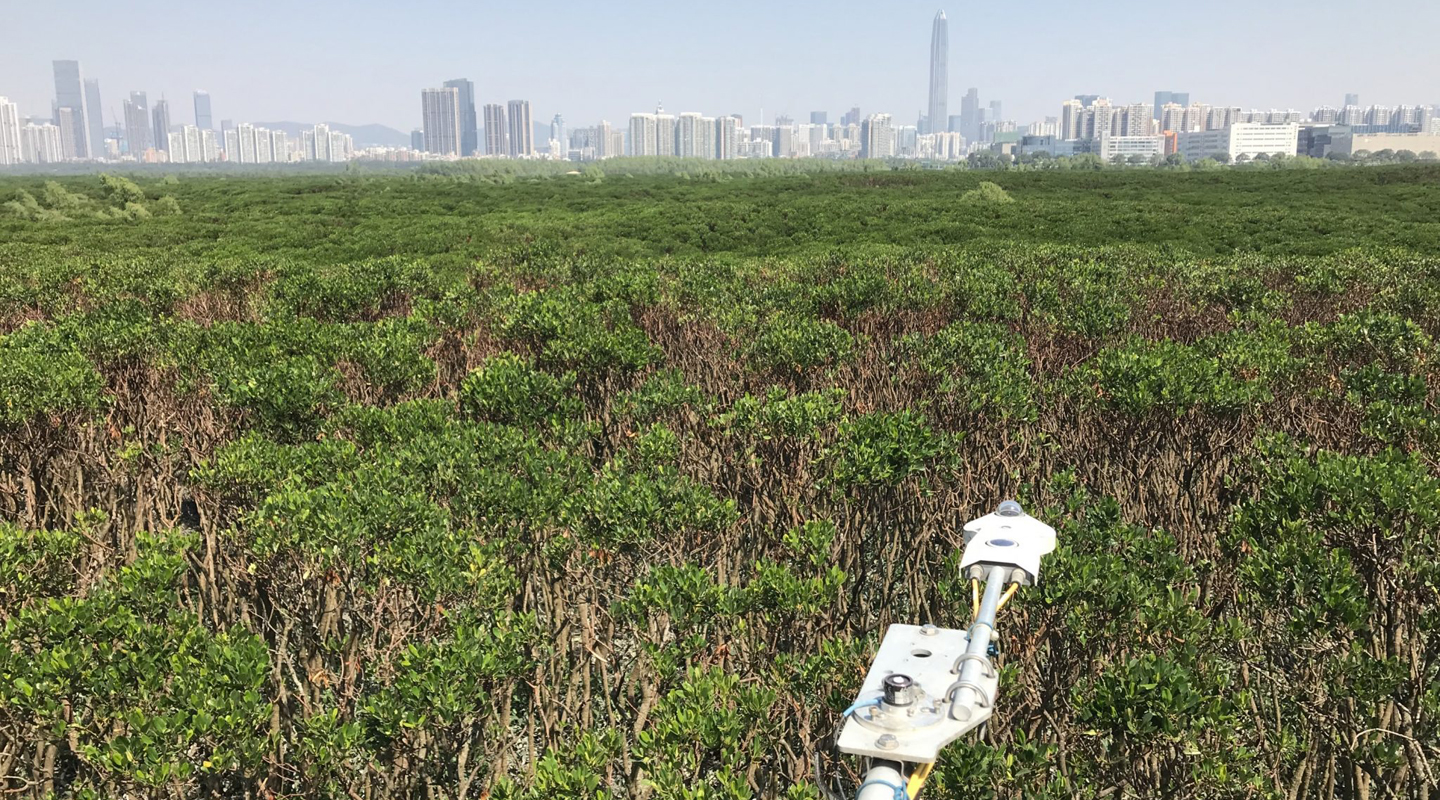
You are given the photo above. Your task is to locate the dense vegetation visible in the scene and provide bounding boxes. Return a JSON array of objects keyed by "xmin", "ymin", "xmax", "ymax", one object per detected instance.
[{"xmin": 1, "ymin": 167, "xmax": 1438, "ymax": 800}]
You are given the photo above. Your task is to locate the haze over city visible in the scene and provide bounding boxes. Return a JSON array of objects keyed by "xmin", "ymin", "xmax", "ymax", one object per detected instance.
[{"xmin": 4, "ymin": 0, "xmax": 1438, "ymax": 131}]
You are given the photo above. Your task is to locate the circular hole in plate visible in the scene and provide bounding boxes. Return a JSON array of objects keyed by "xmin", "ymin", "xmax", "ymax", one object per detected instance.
[
  {"xmin": 911, "ymin": 648, "xmax": 932, "ymax": 658},
  {"xmin": 988, "ymin": 538, "xmax": 1017, "ymax": 548}
]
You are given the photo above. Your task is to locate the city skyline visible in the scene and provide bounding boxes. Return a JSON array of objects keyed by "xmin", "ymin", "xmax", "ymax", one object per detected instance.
[{"xmin": 2, "ymin": 0, "xmax": 1437, "ymax": 134}]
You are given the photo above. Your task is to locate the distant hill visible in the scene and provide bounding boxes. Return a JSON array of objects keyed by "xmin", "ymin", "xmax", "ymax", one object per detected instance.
[{"xmin": 253, "ymin": 121, "xmax": 411, "ymax": 148}]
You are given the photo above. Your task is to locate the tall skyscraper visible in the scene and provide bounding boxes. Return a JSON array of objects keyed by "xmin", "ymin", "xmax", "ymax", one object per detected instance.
[
  {"xmin": 57, "ymin": 108, "xmax": 82, "ymax": 159},
  {"xmin": 550, "ymin": 114, "xmax": 566, "ymax": 154},
  {"xmin": 989, "ymin": 100, "xmax": 1002, "ymax": 124},
  {"xmin": 507, "ymin": 100, "xmax": 533, "ymax": 157},
  {"xmin": 443, "ymin": 78, "xmax": 478, "ymax": 156},
  {"xmin": 123, "ymin": 92, "xmax": 152, "ymax": 156},
  {"xmin": 51, "ymin": 60, "xmax": 90, "ymax": 158},
  {"xmin": 1344, "ymin": 93, "xmax": 1359, "ymax": 108},
  {"xmin": 716, "ymin": 116, "xmax": 740, "ymax": 160},
  {"xmin": 1153, "ymin": 91, "xmax": 1190, "ymax": 124},
  {"xmin": 483, "ymin": 104, "xmax": 507, "ymax": 155},
  {"xmin": 83, "ymin": 79, "xmax": 104, "ymax": 155},
  {"xmin": 152, "ymin": 99, "xmax": 171, "ymax": 153},
  {"xmin": 194, "ymin": 91, "xmax": 213, "ymax": 130},
  {"xmin": 0, "ymin": 98, "xmax": 21, "ymax": 166},
  {"xmin": 810, "ymin": 111, "xmax": 828, "ymax": 125},
  {"xmin": 655, "ymin": 110, "xmax": 676, "ymax": 156},
  {"xmin": 928, "ymin": 11, "xmax": 949, "ymax": 134},
  {"xmin": 860, "ymin": 114, "xmax": 895, "ymax": 159},
  {"xmin": 960, "ymin": 88, "xmax": 980, "ymax": 142},
  {"xmin": 411, "ymin": 129, "xmax": 424, "ymax": 151},
  {"xmin": 421, "ymin": 87, "xmax": 461, "ymax": 155}
]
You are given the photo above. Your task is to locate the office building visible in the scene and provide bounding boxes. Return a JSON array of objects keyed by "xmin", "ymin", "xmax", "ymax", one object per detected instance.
[
  {"xmin": 123, "ymin": 92, "xmax": 152, "ymax": 156},
  {"xmin": 1099, "ymin": 133, "xmax": 1165, "ymax": 161},
  {"xmin": 483, "ymin": 104, "xmax": 507, "ymax": 155},
  {"xmin": 841, "ymin": 107, "xmax": 861, "ymax": 127},
  {"xmin": 443, "ymin": 78, "xmax": 478, "ymax": 156},
  {"xmin": 928, "ymin": 11, "xmax": 948, "ymax": 135},
  {"xmin": 550, "ymin": 114, "xmax": 565, "ymax": 154},
  {"xmin": 194, "ymin": 91, "xmax": 213, "ymax": 130},
  {"xmin": 51, "ymin": 60, "xmax": 90, "ymax": 158},
  {"xmin": 411, "ymin": 129, "xmax": 424, "ymax": 151},
  {"xmin": 152, "ymin": 99, "xmax": 171, "ymax": 153},
  {"xmin": 810, "ymin": 111, "xmax": 828, "ymax": 125},
  {"xmin": 507, "ymin": 100, "xmax": 533, "ymax": 157},
  {"xmin": 1344, "ymin": 93, "xmax": 1359, "ymax": 108},
  {"xmin": 960, "ymin": 88, "xmax": 980, "ymax": 142},
  {"xmin": 421, "ymin": 87, "xmax": 461, "ymax": 156},
  {"xmin": 0, "ymin": 98, "xmax": 21, "ymax": 166},
  {"xmin": 1177, "ymin": 123, "xmax": 1298, "ymax": 162},
  {"xmin": 83, "ymin": 79, "xmax": 104, "ymax": 155},
  {"xmin": 1153, "ymin": 91, "xmax": 1190, "ymax": 123}
]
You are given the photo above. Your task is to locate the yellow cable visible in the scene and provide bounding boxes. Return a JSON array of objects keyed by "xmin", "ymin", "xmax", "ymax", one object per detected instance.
[
  {"xmin": 996, "ymin": 582, "xmax": 1020, "ymax": 613},
  {"xmin": 970, "ymin": 579, "xmax": 979, "ymax": 620},
  {"xmin": 906, "ymin": 762, "xmax": 935, "ymax": 797}
]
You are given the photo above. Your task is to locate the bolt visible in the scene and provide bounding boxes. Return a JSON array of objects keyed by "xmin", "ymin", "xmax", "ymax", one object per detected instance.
[
  {"xmin": 920, "ymin": 624, "xmax": 938, "ymax": 636},
  {"xmin": 876, "ymin": 734, "xmax": 898, "ymax": 751}
]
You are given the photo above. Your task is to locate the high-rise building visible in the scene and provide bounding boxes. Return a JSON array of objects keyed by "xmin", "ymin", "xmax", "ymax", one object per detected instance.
[
  {"xmin": 443, "ymin": 78, "xmax": 478, "ymax": 156},
  {"xmin": 57, "ymin": 108, "xmax": 83, "ymax": 159},
  {"xmin": 236, "ymin": 123, "xmax": 257, "ymax": 164},
  {"xmin": 223, "ymin": 128, "xmax": 239, "ymax": 162},
  {"xmin": 810, "ymin": 111, "xmax": 828, "ymax": 125},
  {"xmin": 655, "ymin": 111, "xmax": 676, "ymax": 156},
  {"xmin": 629, "ymin": 113, "xmax": 657, "ymax": 156},
  {"xmin": 928, "ymin": 11, "xmax": 949, "ymax": 135},
  {"xmin": 411, "ymin": 129, "xmax": 424, "ymax": 151},
  {"xmin": 860, "ymin": 114, "xmax": 894, "ymax": 158},
  {"xmin": 52, "ymin": 60, "xmax": 90, "ymax": 158},
  {"xmin": 715, "ymin": 116, "xmax": 740, "ymax": 160},
  {"xmin": 0, "ymin": 98, "xmax": 20, "ymax": 166},
  {"xmin": 22, "ymin": 123, "xmax": 64, "ymax": 164},
  {"xmin": 123, "ymin": 92, "xmax": 152, "ymax": 156},
  {"xmin": 1159, "ymin": 103, "xmax": 1186, "ymax": 133},
  {"xmin": 550, "ymin": 114, "xmax": 566, "ymax": 155},
  {"xmin": 483, "ymin": 104, "xmax": 507, "ymax": 155},
  {"xmin": 152, "ymin": 99, "xmax": 172, "ymax": 153},
  {"xmin": 989, "ymin": 100, "xmax": 1002, "ymax": 126},
  {"xmin": 1153, "ymin": 91, "xmax": 1190, "ymax": 124},
  {"xmin": 421, "ymin": 87, "xmax": 461, "ymax": 156},
  {"xmin": 841, "ymin": 107, "xmax": 861, "ymax": 127},
  {"xmin": 507, "ymin": 100, "xmax": 533, "ymax": 157},
  {"xmin": 677, "ymin": 113, "xmax": 712, "ymax": 159},
  {"xmin": 194, "ymin": 91, "xmax": 213, "ymax": 130},
  {"xmin": 960, "ymin": 88, "xmax": 980, "ymax": 142},
  {"xmin": 1344, "ymin": 93, "xmax": 1359, "ymax": 108},
  {"xmin": 83, "ymin": 79, "xmax": 104, "ymax": 156}
]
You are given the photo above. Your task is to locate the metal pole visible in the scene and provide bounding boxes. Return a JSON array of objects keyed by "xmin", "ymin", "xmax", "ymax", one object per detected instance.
[
  {"xmin": 950, "ymin": 564, "xmax": 1009, "ymax": 715},
  {"xmin": 856, "ymin": 761, "xmax": 906, "ymax": 800}
]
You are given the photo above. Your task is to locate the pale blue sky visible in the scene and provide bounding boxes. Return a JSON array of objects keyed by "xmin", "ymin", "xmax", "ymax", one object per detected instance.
[{"xmin": 4, "ymin": 0, "xmax": 1438, "ymax": 131}]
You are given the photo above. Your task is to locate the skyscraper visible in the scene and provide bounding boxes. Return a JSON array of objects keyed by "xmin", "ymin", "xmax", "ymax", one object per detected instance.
[
  {"xmin": 928, "ymin": 11, "xmax": 949, "ymax": 134},
  {"xmin": 52, "ymin": 60, "xmax": 90, "ymax": 158},
  {"xmin": 960, "ymin": 88, "xmax": 980, "ymax": 142},
  {"xmin": 443, "ymin": 78, "xmax": 478, "ymax": 156},
  {"xmin": 483, "ymin": 104, "xmax": 507, "ymax": 155},
  {"xmin": 989, "ymin": 100, "xmax": 1002, "ymax": 124},
  {"xmin": 123, "ymin": 92, "xmax": 152, "ymax": 156},
  {"xmin": 0, "ymin": 98, "xmax": 21, "ymax": 166},
  {"xmin": 715, "ymin": 116, "xmax": 739, "ymax": 160},
  {"xmin": 810, "ymin": 111, "xmax": 828, "ymax": 125},
  {"xmin": 507, "ymin": 100, "xmax": 533, "ymax": 157},
  {"xmin": 655, "ymin": 110, "xmax": 676, "ymax": 156},
  {"xmin": 421, "ymin": 87, "xmax": 461, "ymax": 155},
  {"xmin": 83, "ymin": 79, "xmax": 104, "ymax": 155},
  {"xmin": 1344, "ymin": 93, "xmax": 1359, "ymax": 108},
  {"xmin": 550, "ymin": 114, "xmax": 566, "ymax": 155},
  {"xmin": 194, "ymin": 91, "xmax": 213, "ymax": 130},
  {"xmin": 860, "ymin": 114, "xmax": 894, "ymax": 159},
  {"xmin": 1153, "ymin": 91, "xmax": 1190, "ymax": 124},
  {"xmin": 152, "ymin": 99, "xmax": 171, "ymax": 153},
  {"xmin": 57, "ymin": 108, "xmax": 82, "ymax": 159}
]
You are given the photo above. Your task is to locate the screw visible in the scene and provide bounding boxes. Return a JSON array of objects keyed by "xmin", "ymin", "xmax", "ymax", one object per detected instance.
[
  {"xmin": 876, "ymin": 734, "xmax": 898, "ymax": 751},
  {"xmin": 920, "ymin": 624, "xmax": 938, "ymax": 636}
]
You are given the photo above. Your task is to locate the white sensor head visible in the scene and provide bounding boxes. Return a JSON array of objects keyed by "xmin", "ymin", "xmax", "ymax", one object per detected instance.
[{"xmin": 959, "ymin": 501, "xmax": 1057, "ymax": 585}]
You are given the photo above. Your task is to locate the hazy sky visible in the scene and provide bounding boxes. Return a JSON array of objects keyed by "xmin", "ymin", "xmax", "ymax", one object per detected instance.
[{"xmin": 5, "ymin": 0, "xmax": 1438, "ymax": 131}]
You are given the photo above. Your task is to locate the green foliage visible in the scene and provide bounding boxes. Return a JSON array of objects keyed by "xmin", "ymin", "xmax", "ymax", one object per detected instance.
[
  {"xmin": 826, "ymin": 410, "xmax": 954, "ymax": 488},
  {"xmin": 460, "ymin": 352, "xmax": 580, "ymax": 427},
  {"xmin": 960, "ymin": 181, "xmax": 1015, "ymax": 204},
  {"xmin": 746, "ymin": 313, "xmax": 858, "ymax": 373}
]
